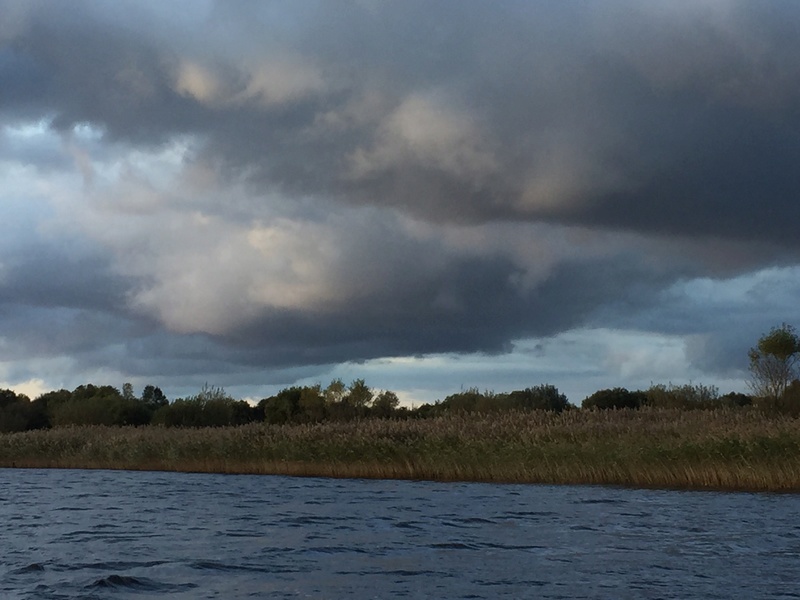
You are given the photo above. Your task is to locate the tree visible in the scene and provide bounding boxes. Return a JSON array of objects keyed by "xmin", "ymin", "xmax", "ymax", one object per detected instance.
[
  {"xmin": 506, "ymin": 385, "xmax": 569, "ymax": 412},
  {"xmin": 0, "ymin": 389, "xmax": 42, "ymax": 433},
  {"xmin": 298, "ymin": 385, "xmax": 326, "ymax": 422},
  {"xmin": 748, "ymin": 324, "xmax": 800, "ymax": 401},
  {"xmin": 324, "ymin": 379, "xmax": 346, "ymax": 405},
  {"xmin": 346, "ymin": 379, "xmax": 373, "ymax": 408},
  {"xmin": 122, "ymin": 382, "xmax": 136, "ymax": 401},
  {"xmin": 262, "ymin": 387, "xmax": 302, "ymax": 424},
  {"xmin": 372, "ymin": 390, "xmax": 400, "ymax": 417},
  {"xmin": 141, "ymin": 385, "xmax": 168, "ymax": 411},
  {"xmin": 440, "ymin": 388, "xmax": 485, "ymax": 412}
]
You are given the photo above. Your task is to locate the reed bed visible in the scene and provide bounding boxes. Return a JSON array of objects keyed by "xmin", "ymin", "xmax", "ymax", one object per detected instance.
[{"xmin": 2, "ymin": 408, "xmax": 800, "ymax": 491}]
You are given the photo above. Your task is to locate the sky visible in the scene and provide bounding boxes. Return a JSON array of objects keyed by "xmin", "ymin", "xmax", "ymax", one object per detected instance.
[{"xmin": 2, "ymin": 0, "xmax": 800, "ymax": 405}]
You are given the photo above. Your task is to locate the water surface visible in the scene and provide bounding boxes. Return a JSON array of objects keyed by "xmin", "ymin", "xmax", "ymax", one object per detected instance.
[{"xmin": 2, "ymin": 468, "xmax": 799, "ymax": 598}]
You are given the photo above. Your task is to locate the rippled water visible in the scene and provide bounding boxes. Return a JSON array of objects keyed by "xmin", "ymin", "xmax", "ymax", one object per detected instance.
[{"xmin": 2, "ymin": 469, "xmax": 800, "ymax": 599}]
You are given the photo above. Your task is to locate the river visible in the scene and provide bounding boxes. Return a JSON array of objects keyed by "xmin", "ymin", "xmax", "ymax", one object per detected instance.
[{"xmin": 1, "ymin": 468, "xmax": 799, "ymax": 598}]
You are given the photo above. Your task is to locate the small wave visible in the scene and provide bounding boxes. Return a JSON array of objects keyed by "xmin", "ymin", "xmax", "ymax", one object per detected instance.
[
  {"xmin": 441, "ymin": 518, "xmax": 496, "ymax": 529},
  {"xmin": 430, "ymin": 542, "xmax": 480, "ymax": 550},
  {"xmin": 503, "ymin": 510, "xmax": 559, "ymax": 518},
  {"xmin": 476, "ymin": 577, "xmax": 548, "ymax": 587},
  {"xmin": 87, "ymin": 574, "xmax": 197, "ymax": 593},
  {"xmin": 12, "ymin": 563, "xmax": 46, "ymax": 574},
  {"xmin": 480, "ymin": 542, "xmax": 546, "ymax": 551},
  {"xmin": 576, "ymin": 498, "xmax": 626, "ymax": 505},
  {"xmin": 454, "ymin": 517, "xmax": 496, "ymax": 525},
  {"xmin": 569, "ymin": 524, "xmax": 598, "ymax": 531},
  {"xmin": 87, "ymin": 575, "xmax": 155, "ymax": 590},
  {"xmin": 190, "ymin": 560, "xmax": 295, "ymax": 574},
  {"xmin": 393, "ymin": 520, "xmax": 423, "ymax": 530},
  {"xmin": 70, "ymin": 560, "xmax": 168, "ymax": 571},
  {"xmin": 383, "ymin": 569, "xmax": 444, "ymax": 577},
  {"xmin": 306, "ymin": 545, "xmax": 369, "ymax": 555}
]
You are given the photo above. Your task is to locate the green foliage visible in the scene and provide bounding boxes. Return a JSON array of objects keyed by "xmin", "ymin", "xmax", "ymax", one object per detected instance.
[
  {"xmin": 47, "ymin": 385, "xmax": 150, "ymax": 427},
  {"xmin": 718, "ymin": 392, "xmax": 752, "ymax": 408},
  {"xmin": 298, "ymin": 385, "xmax": 326, "ymax": 422},
  {"xmin": 754, "ymin": 379, "xmax": 800, "ymax": 416},
  {"xmin": 749, "ymin": 323, "xmax": 800, "ymax": 401},
  {"xmin": 440, "ymin": 385, "xmax": 569, "ymax": 413},
  {"xmin": 346, "ymin": 379, "xmax": 373, "ymax": 408},
  {"xmin": 0, "ymin": 389, "xmax": 47, "ymax": 433},
  {"xmin": 324, "ymin": 379, "xmax": 346, "ymax": 404},
  {"xmin": 644, "ymin": 383, "xmax": 720, "ymax": 409},
  {"xmin": 440, "ymin": 388, "xmax": 486, "ymax": 412},
  {"xmin": 582, "ymin": 387, "xmax": 646, "ymax": 410},
  {"xmin": 141, "ymin": 385, "xmax": 168, "ymax": 411},
  {"xmin": 0, "ymin": 374, "xmax": 765, "ymax": 434},
  {"xmin": 261, "ymin": 387, "xmax": 302, "ymax": 425},
  {"xmin": 372, "ymin": 390, "xmax": 400, "ymax": 418},
  {"xmin": 505, "ymin": 385, "xmax": 569, "ymax": 412},
  {"xmin": 152, "ymin": 384, "xmax": 258, "ymax": 427}
]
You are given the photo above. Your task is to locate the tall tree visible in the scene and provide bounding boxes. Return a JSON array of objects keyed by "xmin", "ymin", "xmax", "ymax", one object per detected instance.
[
  {"xmin": 372, "ymin": 390, "xmax": 400, "ymax": 417},
  {"xmin": 347, "ymin": 379, "xmax": 373, "ymax": 408},
  {"xmin": 141, "ymin": 385, "xmax": 168, "ymax": 410},
  {"xmin": 748, "ymin": 323, "xmax": 800, "ymax": 400},
  {"xmin": 324, "ymin": 379, "xmax": 346, "ymax": 405}
]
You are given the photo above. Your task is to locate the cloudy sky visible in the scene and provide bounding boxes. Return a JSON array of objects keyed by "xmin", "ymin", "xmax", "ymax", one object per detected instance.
[{"xmin": 2, "ymin": 0, "xmax": 800, "ymax": 405}]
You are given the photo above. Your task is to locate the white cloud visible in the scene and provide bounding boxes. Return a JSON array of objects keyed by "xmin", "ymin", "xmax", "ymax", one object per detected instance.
[
  {"xmin": 348, "ymin": 93, "xmax": 497, "ymax": 180},
  {"xmin": 174, "ymin": 58, "xmax": 325, "ymax": 108},
  {"xmin": 1, "ymin": 378, "xmax": 49, "ymax": 400},
  {"xmin": 174, "ymin": 61, "xmax": 221, "ymax": 104}
]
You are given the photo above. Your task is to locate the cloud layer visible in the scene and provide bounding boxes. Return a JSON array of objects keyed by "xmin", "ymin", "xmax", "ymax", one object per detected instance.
[{"xmin": 2, "ymin": 0, "xmax": 800, "ymax": 400}]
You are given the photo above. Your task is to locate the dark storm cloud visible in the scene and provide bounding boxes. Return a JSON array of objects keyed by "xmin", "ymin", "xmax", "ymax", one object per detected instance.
[
  {"xmin": 4, "ymin": 1, "xmax": 800, "ymax": 242},
  {"xmin": 0, "ymin": 243, "xmax": 128, "ymax": 311},
  {"xmin": 218, "ymin": 251, "xmax": 672, "ymax": 369}
]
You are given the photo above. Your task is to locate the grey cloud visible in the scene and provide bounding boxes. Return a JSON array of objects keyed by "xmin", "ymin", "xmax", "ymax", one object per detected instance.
[
  {"xmin": 3, "ymin": 0, "xmax": 800, "ymax": 395},
  {"xmin": 218, "ymin": 250, "xmax": 675, "ymax": 369},
  {"xmin": 3, "ymin": 1, "xmax": 800, "ymax": 246}
]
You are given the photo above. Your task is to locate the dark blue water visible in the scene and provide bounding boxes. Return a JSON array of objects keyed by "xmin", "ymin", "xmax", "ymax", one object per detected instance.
[{"xmin": 1, "ymin": 469, "xmax": 799, "ymax": 599}]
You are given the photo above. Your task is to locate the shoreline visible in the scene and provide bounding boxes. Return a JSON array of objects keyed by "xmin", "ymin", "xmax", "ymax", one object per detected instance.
[{"xmin": 2, "ymin": 461, "xmax": 797, "ymax": 494}]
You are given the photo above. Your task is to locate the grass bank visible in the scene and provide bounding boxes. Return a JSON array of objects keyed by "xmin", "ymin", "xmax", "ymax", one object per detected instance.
[{"xmin": 2, "ymin": 409, "xmax": 799, "ymax": 492}]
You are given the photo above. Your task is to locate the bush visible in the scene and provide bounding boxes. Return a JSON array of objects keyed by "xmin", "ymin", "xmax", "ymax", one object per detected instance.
[
  {"xmin": 505, "ymin": 385, "xmax": 569, "ymax": 412},
  {"xmin": 644, "ymin": 383, "xmax": 720, "ymax": 410},
  {"xmin": 152, "ymin": 385, "xmax": 257, "ymax": 427},
  {"xmin": 582, "ymin": 388, "xmax": 645, "ymax": 410},
  {"xmin": 754, "ymin": 379, "xmax": 800, "ymax": 417}
]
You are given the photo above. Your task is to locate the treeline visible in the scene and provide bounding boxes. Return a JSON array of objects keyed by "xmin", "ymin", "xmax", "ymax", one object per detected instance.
[
  {"xmin": 0, "ymin": 384, "xmax": 169, "ymax": 432},
  {"xmin": 582, "ymin": 384, "xmax": 753, "ymax": 410},
  {"xmin": 0, "ymin": 380, "xmax": 574, "ymax": 433},
  {"xmin": 5, "ymin": 377, "xmax": 800, "ymax": 435}
]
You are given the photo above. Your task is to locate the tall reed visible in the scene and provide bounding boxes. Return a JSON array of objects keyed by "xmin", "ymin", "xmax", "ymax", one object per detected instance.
[{"xmin": 2, "ymin": 408, "xmax": 799, "ymax": 491}]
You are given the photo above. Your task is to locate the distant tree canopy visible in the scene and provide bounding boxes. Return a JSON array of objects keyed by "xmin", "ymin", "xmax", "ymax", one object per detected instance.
[
  {"xmin": 259, "ymin": 380, "xmax": 401, "ymax": 424},
  {"xmin": 152, "ymin": 384, "xmax": 258, "ymax": 427},
  {"xmin": 0, "ymin": 383, "xmax": 172, "ymax": 432},
  {"xmin": 437, "ymin": 385, "xmax": 569, "ymax": 414},
  {"xmin": 48, "ymin": 384, "xmax": 150, "ymax": 427},
  {"xmin": 0, "ymin": 371, "xmax": 786, "ymax": 434},
  {"xmin": 582, "ymin": 388, "xmax": 646, "ymax": 410},
  {"xmin": 0, "ymin": 389, "xmax": 46, "ymax": 433}
]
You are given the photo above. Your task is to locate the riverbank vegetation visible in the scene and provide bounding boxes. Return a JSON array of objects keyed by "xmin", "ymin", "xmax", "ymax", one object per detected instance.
[
  {"xmin": 2, "ymin": 409, "xmax": 800, "ymax": 491},
  {"xmin": 1, "ymin": 325, "xmax": 799, "ymax": 491}
]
